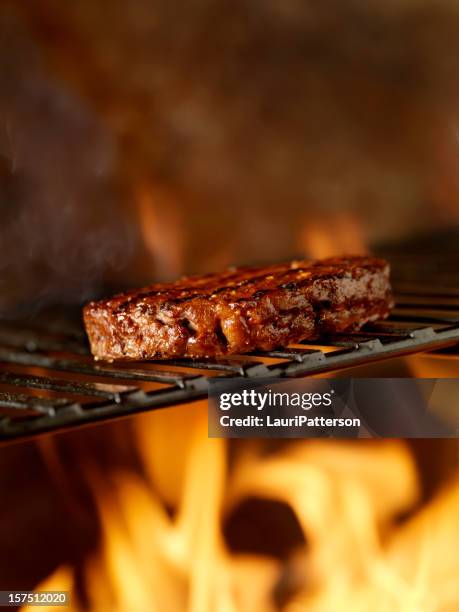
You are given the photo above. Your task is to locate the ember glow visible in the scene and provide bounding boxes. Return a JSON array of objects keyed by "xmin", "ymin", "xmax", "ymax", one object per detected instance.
[
  {"xmin": 25, "ymin": 403, "xmax": 459, "ymax": 611},
  {"xmin": 136, "ymin": 183, "xmax": 184, "ymax": 280},
  {"xmin": 298, "ymin": 213, "xmax": 367, "ymax": 260}
]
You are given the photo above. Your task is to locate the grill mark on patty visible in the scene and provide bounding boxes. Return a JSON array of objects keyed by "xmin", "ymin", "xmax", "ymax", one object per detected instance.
[
  {"xmin": 114, "ymin": 262, "xmax": 374, "ymax": 311},
  {"xmin": 99, "ymin": 257, "xmax": 375, "ymax": 310},
  {"xmin": 115, "ymin": 266, "xmax": 293, "ymax": 309}
]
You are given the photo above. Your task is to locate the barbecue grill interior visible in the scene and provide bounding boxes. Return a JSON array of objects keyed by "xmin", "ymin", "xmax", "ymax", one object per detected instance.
[{"xmin": 1, "ymin": 1, "xmax": 459, "ymax": 610}]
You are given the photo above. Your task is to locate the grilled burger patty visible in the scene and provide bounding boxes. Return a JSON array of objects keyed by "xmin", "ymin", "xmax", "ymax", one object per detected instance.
[{"xmin": 83, "ymin": 256, "xmax": 393, "ymax": 361}]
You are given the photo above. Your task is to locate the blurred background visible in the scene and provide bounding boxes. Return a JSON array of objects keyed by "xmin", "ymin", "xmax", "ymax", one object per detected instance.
[
  {"xmin": 0, "ymin": 1, "xmax": 458, "ymax": 610},
  {"xmin": 1, "ymin": 0, "xmax": 459, "ymax": 310}
]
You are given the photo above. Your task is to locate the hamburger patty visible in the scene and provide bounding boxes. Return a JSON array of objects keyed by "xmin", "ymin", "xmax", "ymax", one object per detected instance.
[{"xmin": 83, "ymin": 256, "xmax": 393, "ymax": 361}]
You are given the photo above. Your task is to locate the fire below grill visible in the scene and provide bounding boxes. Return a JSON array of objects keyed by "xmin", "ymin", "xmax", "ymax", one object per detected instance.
[{"xmin": 0, "ymin": 293, "xmax": 458, "ymax": 442}]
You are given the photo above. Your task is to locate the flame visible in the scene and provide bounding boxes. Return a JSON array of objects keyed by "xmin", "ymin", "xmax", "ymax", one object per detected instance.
[
  {"xmin": 286, "ymin": 477, "xmax": 459, "ymax": 612},
  {"xmin": 136, "ymin": 183, "xmax": 184, "ymax": 279},
  {"xmin": 22, "ymin": 567, "xmax": 73, "ymax": 612},
  {"xmin": 298, "ymin": 213, "xmax": 367, "ymax": 259},
  {"xmin": 27, "ymin": 406, "xmax": 459, "ymax": 611}
]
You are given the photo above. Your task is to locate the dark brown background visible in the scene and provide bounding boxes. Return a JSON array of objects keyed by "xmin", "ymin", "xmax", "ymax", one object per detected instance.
[{"xmin": 1, "ymin": 0, "xmax": 459, "ymax": 312}]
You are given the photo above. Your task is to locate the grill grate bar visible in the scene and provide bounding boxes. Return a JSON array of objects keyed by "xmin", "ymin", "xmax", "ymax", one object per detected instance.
[
  {"xmin": 0, "ymin": 383, "xmax": 210, "ymax": 440},
  {"xmin": 0, "ymin": 347, "xmax": 201, "ymax": 388},
  {"xmin": 0, "ymin": 391, "xmax": 72, "ymax": 414},
  {"xmin": 391, "ymin": 313, "xmax": 459, "ymax": 325},
  {"xmin": 390, "ymin": 304, "xmax": 459, "ymax": 323},
  {"xmin": 0, "ymin": 372, "xmax": 136, "ymax": 402},
  {"xmin": 0, "ymin": 294, "xmax": 458, "ymax": 441},
  {"xmin": 163, "ymin": 357, "xmax": 271, "ymax": 376}
]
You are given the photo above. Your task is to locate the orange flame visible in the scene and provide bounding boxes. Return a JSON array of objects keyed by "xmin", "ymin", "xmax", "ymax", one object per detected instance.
[
  {"xmin": 25, "ymin": 402, "xmax": 459, "ymax": 611},
  {"xmin": 298, "ymin": 213, "xmax": 367, "ymax": 259},
  {"xmin": 136, "ymin": 183, "xmax": 184, "ymax": 279}
]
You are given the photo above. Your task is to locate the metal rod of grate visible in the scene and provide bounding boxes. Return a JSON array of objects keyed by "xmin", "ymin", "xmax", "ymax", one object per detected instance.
[{"xmin": 0, "ymin": 296, "xmax": 458, "ymax": 441}]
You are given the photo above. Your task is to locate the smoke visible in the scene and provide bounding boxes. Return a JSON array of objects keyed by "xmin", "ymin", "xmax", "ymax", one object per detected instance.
[{"xmin": 0, "ymin": 10, "xmax": 136, "ymax": 315}]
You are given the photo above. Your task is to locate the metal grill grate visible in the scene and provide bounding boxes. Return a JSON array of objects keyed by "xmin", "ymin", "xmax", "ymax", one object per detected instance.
[{"xmin": 0, "ymin": 295, "xmax": 458, "ymax": 441}]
